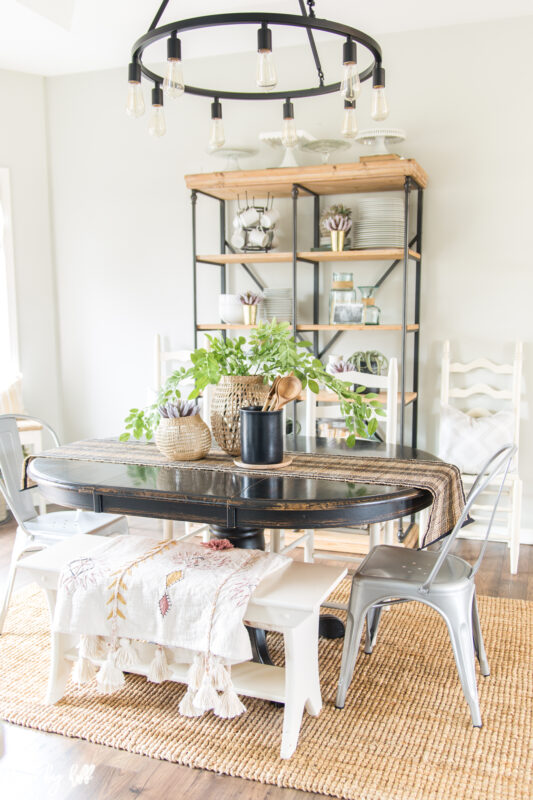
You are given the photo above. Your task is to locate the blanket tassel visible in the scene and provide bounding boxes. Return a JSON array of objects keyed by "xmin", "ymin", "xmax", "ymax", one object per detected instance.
[
  {"xmin": 147, "ymin": 645, "xmax": 172, "ymax": 683},
  {"xmin": 72, "ymin": 656, "xmax": 96, "ymax": 685},
  {"xmin": 115, "ymin": 637, "xmax": 138, "ymax": 669},
  {"xmin": 96, "ymin": 651, "xmax": 125, "ymax": 695},
  {"xmin": 214, "ymin": 683, "xmax": 246, "ymax": 719},
  {"xmin": 179, "ymin": 688, "xmax": 204, "ymax": 717},
  {"xmin": 79, "ymin": 634, "xmax": 107, "ymax": 660}
]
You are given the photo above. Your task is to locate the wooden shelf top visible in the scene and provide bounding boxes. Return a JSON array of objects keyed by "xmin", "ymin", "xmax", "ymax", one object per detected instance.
[
  {"xmin": 196, "ymin": 323, "xmax": 419, "ymax": 332},
  {"xmin": 185, "ymin": 158, "xmax": 428, "ymax": 200},
  {"xmin": 197, "ymin": 248, "xmax": 420, "ymax": 265},
  {"xmin": 298, "ymin": 390, "xmax": 418, "ymax": 405}
]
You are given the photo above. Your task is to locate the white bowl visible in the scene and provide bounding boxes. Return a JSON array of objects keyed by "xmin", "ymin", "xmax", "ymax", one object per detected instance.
[{"xmin": 219, "ymin": 294, "xmax": 244, "ymax": 324}]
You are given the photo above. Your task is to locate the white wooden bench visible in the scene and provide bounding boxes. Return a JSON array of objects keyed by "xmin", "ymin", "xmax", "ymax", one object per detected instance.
[{"xmin": 18, "ymin": 534, "xmax": 346, "ymax": 759}]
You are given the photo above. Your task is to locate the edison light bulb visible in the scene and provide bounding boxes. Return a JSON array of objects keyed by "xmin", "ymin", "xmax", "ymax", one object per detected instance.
[
  {"xmin": 163, "ymin": 59, "xmax": 184, "ymax": 98},
  {"xmin": 210, "ymin": 118, "xmax": 225, "ymax": 149},
  {"xmin": 149, "ymin": 106, "xmax": 166, "ymax": 137},
  {"xmin": 126, "ymin": 82, "xmax": 145, "ymax": 118},
  {"xmin": 281, "ymin": 117, "xmax": 298, "ymax": 148},
  {"xmin": 372, "ymin": 87, "xmax": 389, "ymax": 121},
  {"xmin": 341, "ymin": 104, "xmax": 358, "ymax": 139},
  {"xmin": 256, "ymin": 23, "xmax": 277, "ymax": 89},
  {"xmin": 257, "ymin": 50, "xmax": 277, "ymax": 88},
  {"xmin": 341, "ymin": 63, "xmax": 360, "ymax": 101}
]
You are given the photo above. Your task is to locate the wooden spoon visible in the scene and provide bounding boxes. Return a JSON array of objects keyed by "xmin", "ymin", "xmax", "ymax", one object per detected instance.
[
  {"xmin": 262, "ymin": 376, "xmax": 280, "ymax": 412},
  {"xmin": 272, "ymin": 375, "xmax": 302, "ymax": 411}
]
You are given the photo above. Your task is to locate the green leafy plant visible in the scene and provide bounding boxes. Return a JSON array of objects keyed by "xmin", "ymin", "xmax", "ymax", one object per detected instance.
[{"xmin": 121, "ymin": 320, "xmax": 385, "ymax": 445}]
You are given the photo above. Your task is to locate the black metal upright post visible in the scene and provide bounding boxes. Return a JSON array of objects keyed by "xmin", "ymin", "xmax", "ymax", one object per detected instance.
[
  {"xmin": 313, "ymin": 194, "xmax": 320, "ymax": 357},
  {"xmin": 399, "ymin": 177, "xmax": 411, "ymax": 447},
  {"xmin": 292, "ymin": 185, "xmax": 299, "ymax": 442},
  {"xmin": 219, "ymin": 198, "xmax": 227, "ymax": 341},
  {"xmin": 191, "ymin": 190, "xmax": 198, "ymax": 348},
  {"xmin": 412, "ymin": 187, "xmax": 423, "ymax": 450}
]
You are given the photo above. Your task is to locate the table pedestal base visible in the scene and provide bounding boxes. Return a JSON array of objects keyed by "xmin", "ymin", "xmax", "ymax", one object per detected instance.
[{"xmin": 319, "ymin": 614, "xmax": 345, "ymax": 639}]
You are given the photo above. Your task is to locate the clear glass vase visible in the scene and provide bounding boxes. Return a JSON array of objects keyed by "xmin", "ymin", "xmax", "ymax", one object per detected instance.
[
  {"xmin": 358, "ymin": 285, "xmax": 381, "ymax": 325},
  {"xmin": 329, "ymin": 272, "xmax": 361, "ymax": 324}
]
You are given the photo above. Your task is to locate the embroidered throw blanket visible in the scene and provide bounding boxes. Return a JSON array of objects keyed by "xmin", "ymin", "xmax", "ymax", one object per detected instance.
[{"xmin": 53, "ymin": 535, "xmax": 289, "ymax": 718}]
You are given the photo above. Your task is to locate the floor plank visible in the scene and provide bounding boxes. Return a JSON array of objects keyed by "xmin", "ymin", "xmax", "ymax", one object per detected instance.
[{"xmin": 0, "ymin": 510, "xmax": 530, "ymax": 799}]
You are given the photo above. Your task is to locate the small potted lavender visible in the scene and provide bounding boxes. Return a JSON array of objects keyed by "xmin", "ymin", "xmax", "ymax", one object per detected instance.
[
  {"xmin": 323, "ymin": 205, "xmax": 352, "ymax": 251},
  {"xmin": 239, "ymin": 291, "xmax": 263, "ymax": 325},
  {"xmin": 154, "ymin": 400, "xmax": 211, "ymax": 461}
]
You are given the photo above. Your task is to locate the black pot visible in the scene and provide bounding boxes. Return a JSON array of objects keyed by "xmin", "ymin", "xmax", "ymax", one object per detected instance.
[{"xmin": 240, "ymin": 406, "xmax": 284, "ymax": 465}]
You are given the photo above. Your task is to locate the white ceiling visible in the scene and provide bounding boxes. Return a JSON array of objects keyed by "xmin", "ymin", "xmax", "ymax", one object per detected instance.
[{"xmin": 1, "ymin": 0, "xmax": 532, "ymax": 76}]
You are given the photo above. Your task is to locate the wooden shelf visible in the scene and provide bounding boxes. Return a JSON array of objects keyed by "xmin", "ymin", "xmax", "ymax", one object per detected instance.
[
  {"xmin": 298, "ymin": 390, "xmax": 417, "ymax": 405},
  {"xmin": 197, "ymin": 248, "xmax": 420, "ymax": 265},
  {"xmin": 196, "ymin": 323, "xmax": 419, "ymax": 332},
  {"xmin": 297, "ymin": 324, "xmax": 419, "ymax": 332},
  {"xmin": 186, "ymin": 158, "xmax": 428, "ymax": 200}
]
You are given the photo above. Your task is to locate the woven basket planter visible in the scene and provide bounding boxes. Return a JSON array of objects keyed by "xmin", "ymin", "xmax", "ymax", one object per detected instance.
[
  {"xmin": 210, "ymin": 375, "xmax": 269, "ymax": 456},
  {"xmin": 155, "ymin": 415, "xmax": 211, "ymax": 461}
]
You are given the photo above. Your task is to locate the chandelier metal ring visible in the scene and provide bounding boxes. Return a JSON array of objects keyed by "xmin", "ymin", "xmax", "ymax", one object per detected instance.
[{"xmin": 132, "ymin": 12, "xmax": 382, "ymax": 101}]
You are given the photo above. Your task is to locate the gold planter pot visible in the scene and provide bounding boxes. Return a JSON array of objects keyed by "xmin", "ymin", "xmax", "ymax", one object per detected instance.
[
  {"xmin": 155, "ymin": 415, "xmax": 211, "ymax": 461},
  {"xmin": 330, "ymin": 230, "xmax": 346, "ymax": 252},
  {"xmin": 242, "ymin": 304, "xmax": 258, "ymax": 325},
  {"xmin": 210, "ymin": 375, "xmax": 269, "ymax": 456}
]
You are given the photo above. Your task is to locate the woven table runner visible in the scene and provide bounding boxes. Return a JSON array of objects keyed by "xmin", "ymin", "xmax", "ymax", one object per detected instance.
[{"xmin": 24, "ymin": 439, "xmax": 468, "ymax": 546}]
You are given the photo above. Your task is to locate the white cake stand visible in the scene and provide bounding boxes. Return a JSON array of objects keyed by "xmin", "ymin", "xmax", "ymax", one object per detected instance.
[
  {"xmin": 299, "ymin": 138, "xmax": 352, "ymax": 164},
  {"xmin": 207, "ymin": 146, "xmax": 258, "ymax": 171},
  {"xmin": 355, "ymin": 128, "xmax": 406, "ymax": 155},
  {"xmin": 259, "ymin": 130, "xmax": 315, "ymax": 168}
]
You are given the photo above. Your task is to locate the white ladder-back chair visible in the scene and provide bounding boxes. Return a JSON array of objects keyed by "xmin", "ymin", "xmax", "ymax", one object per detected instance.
[
  {"xmin": 0, "ymin": 415, "xmax": 128, "ymax": 634},
  {"xmin": 154, "ymin": 334, "xmax": 211, "ymax": 542},
  {"xmin": 438, "ymin": 340, "xmax": 523, "ymax": 573},
  {"xmin": 271, "ymin": 360, "xmax": 399, "ymax": 567}
]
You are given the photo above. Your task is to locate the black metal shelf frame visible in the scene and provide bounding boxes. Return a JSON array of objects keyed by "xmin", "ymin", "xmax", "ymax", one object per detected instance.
[{"xmin": 191, "ymin": 176, "xmax": 424, "ymax": 449}]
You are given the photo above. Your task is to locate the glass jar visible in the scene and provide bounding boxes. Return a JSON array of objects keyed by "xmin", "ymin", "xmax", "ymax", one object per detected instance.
[
  {"xmin": 329, "ymin": 272, "xmax": 362, "ymax": 324},
  {"xmin": 358, "ymin": 285, "xmax": 381, "ymax": 325}
]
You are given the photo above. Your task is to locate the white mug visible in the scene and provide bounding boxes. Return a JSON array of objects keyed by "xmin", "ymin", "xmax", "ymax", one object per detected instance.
[
  {"xmin": 232, "ymin": 214, "xmax": 243, "ymax": 230},
  {"xmin": 231, "ymin": 231, "xmax": 246, "ymax": 249},
  {"xmin": 239, "ymin": 207, "xmax": 260, "ymax": 227},
  {"xmin": 247, "ymin": 228, "xmax": 269, "ymax": 247},
  {"xmin": 260, "ymin": 208, "xmax": 280, "ymax": 228}
]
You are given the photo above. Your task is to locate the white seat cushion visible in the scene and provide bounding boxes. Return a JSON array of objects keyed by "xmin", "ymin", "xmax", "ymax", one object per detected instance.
[{"xmin": 439, "ymin": 404, "xmax": 515, "ymax": 474}]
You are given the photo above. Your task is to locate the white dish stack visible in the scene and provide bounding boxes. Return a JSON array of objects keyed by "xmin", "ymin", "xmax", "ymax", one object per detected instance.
[
  {"xmin": 352, "ymin": 196, "xmax": 405, "ymax": 248},
  {"xmin": 262, "ymin": 288, "xmax": 293, "ymax": 323}
]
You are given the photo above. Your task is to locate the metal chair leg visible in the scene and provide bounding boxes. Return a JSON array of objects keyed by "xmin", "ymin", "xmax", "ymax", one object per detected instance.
[
  {"xmin": 335, "ymin": 583, "xmax": 371, "ymax": 709},
  {"xmin": 438, "ymin": 595, "xmax": 482, "ymax": 727},
  {"xmin": 364, "ymin": 605, "xmax": 383, "ymax": 654},
  {"xmin": 471, "ymin": 592, "xmax": 490, "ymax": 677}
]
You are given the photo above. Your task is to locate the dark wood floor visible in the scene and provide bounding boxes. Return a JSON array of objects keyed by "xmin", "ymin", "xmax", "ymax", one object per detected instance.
[{"xmin": 0, "ymin": 511, "xmax": 531, "ymax": 799}]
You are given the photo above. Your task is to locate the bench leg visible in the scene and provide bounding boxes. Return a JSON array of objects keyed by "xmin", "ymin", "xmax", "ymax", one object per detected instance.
[
  {"xmin": 46, "ymin": 630, "xmax": 72, "ymax": 704},
  {"xmin": 281, "ymin": 614, "xmax": 322, "ymax": 759}
]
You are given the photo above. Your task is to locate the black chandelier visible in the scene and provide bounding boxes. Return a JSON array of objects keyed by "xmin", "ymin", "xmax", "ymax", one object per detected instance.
[{"xmin": 126, "ymin": 0, "xmax": 389, "ymax": 144}]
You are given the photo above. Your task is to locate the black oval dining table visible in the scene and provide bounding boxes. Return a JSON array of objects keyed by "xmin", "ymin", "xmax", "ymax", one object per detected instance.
[{"xmin": 27, "ymin": 436, "xmax": 435, "ymax": 663}]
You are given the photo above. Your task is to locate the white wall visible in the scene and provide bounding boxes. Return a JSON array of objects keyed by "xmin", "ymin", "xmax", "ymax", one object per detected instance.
[
  {"xmin": 44, "ymin": 17, "xmax": 533, "ymax": 523},
  {"xmin": 0, "ymin": 68, "xmax": 62, "ymax": 431}
]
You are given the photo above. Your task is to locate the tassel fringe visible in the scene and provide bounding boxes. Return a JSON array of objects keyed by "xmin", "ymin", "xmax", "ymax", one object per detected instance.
[
  {"xmin": 179, "ymin": 688, "xmax": 204, "ymax": 717},
  {"xmin": 147, "ymin": 645, "xmax": 172, "ymax": 683},
  {"xmin": 79, "ymin": 634, "xmax": 107, "ymax": 660},
  {"xmin": 96, "ymin": 651, "xmax": 125, "ymax": 695},
  {"xmin": 115, "ymin": 638, "xmax": 138, "ymax": 669},
  {"xmin": 214, "ymin": 685, "xmax": 246, "ymax": 719},
  {"xmin": 72, "ymin": 656, "xmax": 96, "ymax": 685}
]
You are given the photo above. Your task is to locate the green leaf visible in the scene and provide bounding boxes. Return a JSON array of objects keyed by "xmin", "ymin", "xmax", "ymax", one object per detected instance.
[
  {"xmin": 119, "ymin": 432, "xmax": 130, "ymax": 442},
  {"xmin": 346, "ymin": 433, "xmax": 356, "ymax": 447},
  {"xmin": 308, "ymin": 379, "xmax": 319, "ymax": 394}
]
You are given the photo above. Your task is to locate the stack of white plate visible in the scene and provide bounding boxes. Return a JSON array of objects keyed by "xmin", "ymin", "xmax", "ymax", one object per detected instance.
[
  {"xmin": 262, "ymin": 288, "xmax": 293, "ymax": 322},
  {"xmin": 352, "ymin": 196, "xmax": 405, "ymax": 248}
]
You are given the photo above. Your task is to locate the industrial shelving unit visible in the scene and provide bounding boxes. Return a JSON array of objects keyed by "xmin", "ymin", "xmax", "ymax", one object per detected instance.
[{"xmin": 185, "ymin": 156, "xmax": 427, "ymax": 447}]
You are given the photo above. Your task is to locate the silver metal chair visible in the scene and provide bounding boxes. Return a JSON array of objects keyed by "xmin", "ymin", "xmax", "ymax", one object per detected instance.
[
  {"xmin": 335, "ymin": 444, "xmax": 516, "ymax": 727},
  {"xmin": 0, "ymin": 414, "xmax": 128, "ymax": 634}
]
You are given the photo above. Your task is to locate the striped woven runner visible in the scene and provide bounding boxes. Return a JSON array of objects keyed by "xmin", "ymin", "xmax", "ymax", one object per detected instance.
[{"xmin": 24, "ymin": 439, "xmax": 468, "ymax": 545}]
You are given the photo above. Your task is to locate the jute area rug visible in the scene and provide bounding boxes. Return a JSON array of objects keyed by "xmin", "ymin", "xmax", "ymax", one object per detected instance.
[{"xmin": 0, "ymin": 583, "xmax": 531, "ymax": 800}]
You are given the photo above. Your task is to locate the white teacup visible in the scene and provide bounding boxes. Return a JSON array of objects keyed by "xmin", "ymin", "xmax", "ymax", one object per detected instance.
[
  {"xmin": 231, "ymin": 231, "xmax": 246, "ymax": 249},
  {"xmin": 247, "ymin": 228, "xmax": 269, "ymax": 248}
]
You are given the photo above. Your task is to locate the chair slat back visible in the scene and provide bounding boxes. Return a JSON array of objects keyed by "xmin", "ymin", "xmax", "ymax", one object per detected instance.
[
  {"xmin": 420, "ymin": 444, "xmax": 516, "ymax": 593},
  {"xmin": 0, "ymin": 416, "xmax": 37, "ymax": 523},
  {"xmin": 154, "ymin": 334, "xmax": 193, "ymax": 389},
  {"xmin": 305, "ymin": 359, "xmax": 398, "ymax": 444}
]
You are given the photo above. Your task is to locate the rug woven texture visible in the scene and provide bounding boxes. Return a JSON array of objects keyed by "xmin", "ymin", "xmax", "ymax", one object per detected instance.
[{"xmin": 0, "ymin": 584, "xmax": 531, "ymax": 800}]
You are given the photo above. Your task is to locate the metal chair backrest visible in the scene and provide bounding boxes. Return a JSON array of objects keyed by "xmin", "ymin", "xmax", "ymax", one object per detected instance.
[
  {"xmin": 420, "ymin": 443, "xmax": 516, "ymax": 593},
  {"xmin": 0, "ymin": 414, "xmax": 60, "ymax": 527},
  {"xmin": 0, "ymin": 416, "xmax": 39, "ymax": 525}
]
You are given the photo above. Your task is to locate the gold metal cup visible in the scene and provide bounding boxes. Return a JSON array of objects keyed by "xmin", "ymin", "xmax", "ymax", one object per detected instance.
[
  {"xmin": 243, "ymin": 304, "xmax": 258, "ymax": 325},
  {"xmin": 330, "ymin": 230, "xmax": 345, "ymax": 251}
]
